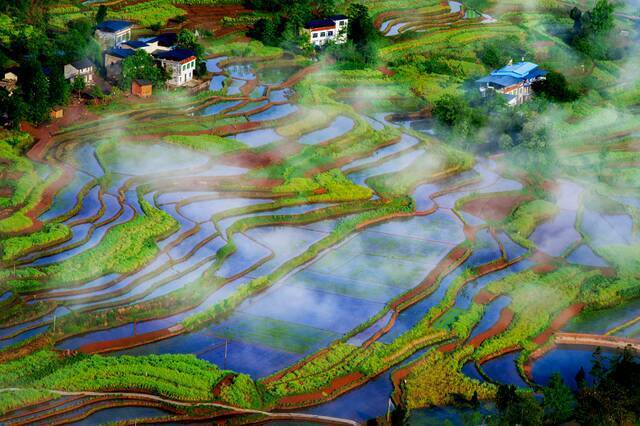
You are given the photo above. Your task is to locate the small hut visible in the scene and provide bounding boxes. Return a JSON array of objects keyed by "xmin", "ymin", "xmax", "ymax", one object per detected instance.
[
  {"xmin": 50, "ymin": 107, "xmax": 64, "ymax": 119},
  {"xmin": 132, "ymin": 79, "xmax": 153, "ymax": 98}
]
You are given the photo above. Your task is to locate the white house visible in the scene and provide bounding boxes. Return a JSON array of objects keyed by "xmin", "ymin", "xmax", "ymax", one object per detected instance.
[
  {"xmin": 153, "ymin": 49, "xmax": 197, "ymax": 86},
  {"xmin": 476, "ymin": 61, "xmax": 547, "ymax": 106},
  {"xmin": 303, "ymin": 15, "xmax": 349, "ymax": 47},
  {"xmin": 95, "ymin": 20, "xmax": 133, "ymax": 48},
  {"xmin": 64, "ymin": 58, "xmax": 95, "ymax": 85},
  {"xmin": 0, "ymin": 72, "xmax": 17, "ymax": 95}
]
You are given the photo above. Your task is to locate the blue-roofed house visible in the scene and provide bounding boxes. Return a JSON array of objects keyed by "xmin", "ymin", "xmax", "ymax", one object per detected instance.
[
  {"xmin": 104, "ymin": 47, "xmax": 136, "ymax": 79},
  {"xmin": 476, "ymin": 61, "xmax": 547, "ymax": 106},
  {"xmin": 303, "ymin": 15, "xmax": 348, "ymax": 46},
  {"xmin": 95, "ymin": 20, "xmax": 133, "ymax": 48}
]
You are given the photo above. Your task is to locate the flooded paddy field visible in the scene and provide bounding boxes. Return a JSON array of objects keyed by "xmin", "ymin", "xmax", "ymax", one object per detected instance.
[{"xmin": 1, "ymin": 27, "xmax": 638, "ymax": 426}]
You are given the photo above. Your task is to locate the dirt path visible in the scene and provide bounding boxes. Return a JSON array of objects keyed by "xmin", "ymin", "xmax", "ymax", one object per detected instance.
[{"xmin": 0, "ymin": 388, "xmax": 358, "ymax": 426}]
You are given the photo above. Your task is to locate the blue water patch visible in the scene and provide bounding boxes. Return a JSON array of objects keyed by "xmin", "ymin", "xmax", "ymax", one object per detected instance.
[
  {"xmin": 199, "ymin": 100, "xmax": 242, "ymax": 116},
  {"xmin": 480, "ymin": 351, "xmax": 529, "ymax": 387},
  {"xmin": 248, "ymin": 104, "xmax": 298, "ymax": 122},
  {"xmin": 226, "ymin": 78, "xmax": 245, "ymax": 95},
  {"xmin": 303, "ymin": 371, "xmax": 393, "ymax": 422},
  {"xmin": 530, "ymin": 210, "xmax": 580, "ymax": 257},
  {"xmin": 0, "ymin": 325, "xmax": 48, "ymax": 350},
  {"xmin": 531, "ymin": 346, "xmax": 616, "ymax": 390},
  {"xmin": 198, "ymin": 339, "xmax": 302, "ymax": 379},
  {"xmin": 461, "ymin": 361, "xmax": 484, "ymax": 381},
  {"xmin": 580, "ymin": 210, "xmax": 634, "ymax": 247},
  {"xmin": 39, "ymin": 171, "xmax": 95, "ymax": 222},
  {"xmin": 268, "ymin": 88, "xmax": 292, "ymax": 102},
  {"xmin": 209, "ymin": 75, "xmax": 226, "ymax": 91},
  {"xmin": 566, "ymin": 244, "xmax": 608, "ymax": 267},
  {"xmin": 227, "ymin": 63, "xmax": 255, "ymax": 79},
  {"xmin": 206, "ymin": 56, "xmax": 227, "ymax": 73},
  {"xmin": 496, "ymin": 231, "xmax": 528, "ymax": 260},
  {"xmin": 299, "ymin": 116, "xmax": 355, "ymax": 145},
  {"xmin": 234, "ymin": 100, "xmax": 269, "ymax": 114},
  {"xmin": 454, "ymin": 260, "xmax": 534, "ymax": 311},
  {"xmin": 229, "ymin": 128, "xmax": 282, "ymax": 147},
  {"xmin": 238, "ymin": 284, "xmax": 384, "ymax": 334},
  {"xmin": 468, "ymin": 295, "xmax": 511, "ymax": 340},
  {"xmin": 69, "ymin": 406, "xmax": 171, "ymax": 426}
]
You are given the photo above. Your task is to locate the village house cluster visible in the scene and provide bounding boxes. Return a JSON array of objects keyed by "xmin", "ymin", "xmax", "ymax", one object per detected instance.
[
  {"xmin": 61, "ymin": 19, "xmax": 197, "ymax": 99},
  {"xmin": 302, "ymin": 15, "xmax": 349, "ymax": 47}
]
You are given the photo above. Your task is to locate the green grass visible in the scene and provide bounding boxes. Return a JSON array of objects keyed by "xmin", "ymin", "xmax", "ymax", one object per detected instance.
[{"xmin": 163, "ymin": 134, "xmax": 248, "ymax": 155}]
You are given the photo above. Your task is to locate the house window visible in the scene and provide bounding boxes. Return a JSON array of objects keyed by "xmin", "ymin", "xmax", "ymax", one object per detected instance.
[
  {"xmin": 328, "ymin": 31, "xmax": 334, "ymax": 36},
  {"xmin": 339, "ymin": 21, "xmax": 345, "ymax": 26},
  {"xmin": 312, "ymin": 33, "xmax": 318, "ymax": 38},
  {"xmin": 320, "ymin": 32, "xmax": 325, "ymax": 37}
]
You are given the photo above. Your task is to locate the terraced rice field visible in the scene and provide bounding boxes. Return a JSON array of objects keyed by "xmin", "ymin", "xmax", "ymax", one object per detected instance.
[{"xmin": 0, "ymin": 3, "xmax": 639, "ymax": 424}]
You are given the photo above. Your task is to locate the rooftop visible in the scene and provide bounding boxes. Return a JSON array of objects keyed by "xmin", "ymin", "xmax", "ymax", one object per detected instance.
[
  {"xmin": 477, "ymin": 61, "xmax": 547, "ymax": 87},
  {"xmin": 491, "ymin": 61, "xmax": 538, "ymax": 79},
  {"xmin": 135, "ymin": 79, "xmax": 152, "ymax": 86},
  {"xmin": 328, "ymin": 14, "xmax": 348, "ymax": 20},
  {"xmin": 105, "ymin": 48, "xmax": 136, "ymax": 59},
  {"xmin": 153, "ymin": 49, "xmax": 196, "ymax": 62},
  {"xmin": 305, "ymin": 19, "xmax": 336, "ymax": 29},
  {"xmin": 123, "ymin": 40, "xmax": 149, "ymax": 48},
  {"xmin": 148, "ymin": 33, "xmax": 177, "ymax": 47},
  {"xmin": 96, "ymin": 20, "xmax": 133, "ymax": 33},
  {"xmin": 70, "ymin": 58, "xmax": 94, "ymax": 70}
]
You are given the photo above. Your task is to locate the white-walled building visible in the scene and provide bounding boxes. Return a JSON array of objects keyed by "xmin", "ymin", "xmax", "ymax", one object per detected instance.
[
  {"xmin": 95, "ymin": 20, "xmax": 133, "ymax": 48},
  {"xmin": 476, "ymin": 61, "xmax": 547, "ymax": 106},
  {"xmin": 303, "ymin": 15, "xmax": 348, "ymax": 47},
  {"xmin": 64, "ymin": 58, "xmax": 95, "ymax": 85},
  {"xmin": 153, "ymin": 49, "xmax": 197, "ymax": 86}
]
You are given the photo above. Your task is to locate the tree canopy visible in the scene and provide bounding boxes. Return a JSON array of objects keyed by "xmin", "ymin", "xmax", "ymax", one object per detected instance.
[{"xmin": 121, "ymin": 50, "xmax": 167, "ymax": 89}]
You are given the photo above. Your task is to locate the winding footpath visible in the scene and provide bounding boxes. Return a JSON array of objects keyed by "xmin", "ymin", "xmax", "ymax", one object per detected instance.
[{"xmin": 0, "ymin": 388, "xmax": 358, "ymax": 426}]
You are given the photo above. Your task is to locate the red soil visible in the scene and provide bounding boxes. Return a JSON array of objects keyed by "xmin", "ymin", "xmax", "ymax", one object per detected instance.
[
  {"xmin": 178, "ymin": 4, "xmax": 252, "ymax": 32},
  {"xmin": 25, "ymin": 103, "xmax": 99, "ymax": 162},
  {"xmin": 474, "ymin": 289, "xmax": 498, "ymax": 305},
  {"xmin": 460, "ymin": 193, "xmax": 532, "ymax": 222},
  {"xmin": 78, "ymin": 325, "xmax": 185, "ymax": 354},
  {"xmin": 391, "ymin": 245, "xmax": 470, "ymax": 310},
  {"xmin": 378, "ymin": 66, "xmax": 395, "ymax": 77},
  {"xmin": 478, "ymin": 345, "xmax": 520, "ymax": 364},
  {"xmin": 276, "ymin": 372, "xmax": 364, "ymax": 407},
  {"xmin": 468, "ymin": 308, "xmax": 515, "ymax": 348},
  {"xmin": 532, "ymin": 303, "xmax": 584, "ymax": 346},
  {"xmin": 212, "ymin": 373, "xmax": 237, "ymax": 398}
]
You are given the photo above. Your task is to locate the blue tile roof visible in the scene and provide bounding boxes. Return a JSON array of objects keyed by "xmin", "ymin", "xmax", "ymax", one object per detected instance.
[
  {"xmin": 123, "ymin": 40, "xmax": 149, "ymax": 48},
  {"xmin": 477, "ymin": 62, "xmax": 546, "ymax": 87},
  {"xmin": 491, "ymin": 62, "xmax": 538, "ymax": 79},
  {"xmin": 153, "ymin": 49, "xmax": 196, "ymax": 61},
  {"xmin": 105, "ymin": 48, "xmax": 136, "ymax": 59},
  {"xmin": 97, "ymin": 20, "xmax": 133, "ymax": 32},
  {"xmin": 305, "ymin": 19, "xmax": 336, "ymax": 29}
]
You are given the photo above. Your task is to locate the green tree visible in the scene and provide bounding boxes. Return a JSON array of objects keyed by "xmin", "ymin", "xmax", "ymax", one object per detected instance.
[
  {"xmin": 543, "ymin": 373, "xmax": 576, "ymax": 424},
  {"xmin": 121, "ymin": 50, "xmax": 166, "ymax": 89},
  {"xmin": 48, "ymin": 64, "xmax": 70, "ymax": 107},
  {"xmin": 317, "ymin": 0, "xmax": 336, "ymax": 16},
  {"xmin": 347, "ymin": 3, "xmax": 374, "ymax": 47},
  {"xmin": 95, "ymin": 5, "xmax": 107, "ymax": 24},
  {"xmin": 0, "ymin": 88, "xmax": 27, "ymax": 129},
  {"xmin": 20, "ymin": 60, "xmax": 50, "ymax": 123},
  {"xmin": 532, "ymin": 71, "xmax": 579, "ymax": 102},
  {"xmin": 71, "ymin": 76, "xmax": 86, "ymax": 94},
  {"xmin": 176, "ymin": 29, "xmax": 204, "ymax": 58}
]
